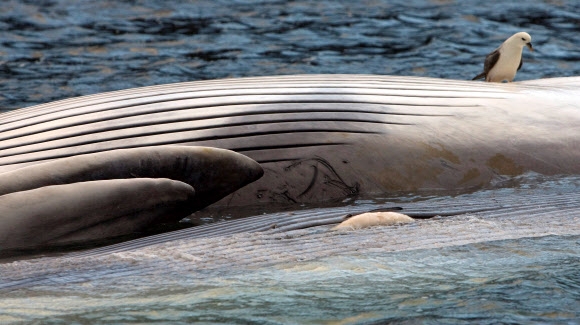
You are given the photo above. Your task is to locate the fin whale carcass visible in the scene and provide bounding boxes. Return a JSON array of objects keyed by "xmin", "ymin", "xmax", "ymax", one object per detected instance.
[{"xmin": 1, "ymin": 75, "xmax": 579, "ymax": 207}]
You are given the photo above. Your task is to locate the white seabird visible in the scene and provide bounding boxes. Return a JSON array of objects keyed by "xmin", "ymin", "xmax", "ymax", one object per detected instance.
[{"xmin": 472, "ymin": 32, "xmax": 534, "ymax": 82}]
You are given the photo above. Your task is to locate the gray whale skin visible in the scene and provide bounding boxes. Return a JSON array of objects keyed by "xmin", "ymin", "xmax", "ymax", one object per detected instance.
[
  {"xmin": 1, "ymin": 74, "xmax": 580, "ymax": 253},
  {"xmin": 0, "ymin": 146, "xmax": 263, "ymax": 252}
]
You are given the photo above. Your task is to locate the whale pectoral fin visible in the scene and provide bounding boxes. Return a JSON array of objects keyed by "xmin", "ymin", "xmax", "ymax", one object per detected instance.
[
  {"xmin": 0, "ymin": 178, "xmax": 195, "ymax": 253},
  {"xmin": 0, "ymin": 146, "xmax": 264, "ymax": 213}
]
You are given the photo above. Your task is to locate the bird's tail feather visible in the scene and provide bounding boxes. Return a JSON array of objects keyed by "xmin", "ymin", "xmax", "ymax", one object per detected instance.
[{"xmin": 472, "ymin": 72, "xmax": 486, "ymax": 81}]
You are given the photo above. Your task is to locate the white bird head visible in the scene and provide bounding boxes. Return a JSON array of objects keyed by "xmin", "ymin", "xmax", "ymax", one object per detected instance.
[{"xmin": 506, "ymin": 32, "xmax": 533, "ymax": 51}]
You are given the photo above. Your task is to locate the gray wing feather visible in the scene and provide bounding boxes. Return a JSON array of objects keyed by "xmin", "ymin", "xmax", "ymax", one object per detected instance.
[
  {"xmin": 472, "ymin": 48, "xmax": 500, "ymax": 80},
  {"xmin": 483, "ymin": 49, "xmax": 500, "ymax": 74},
  {"xmin": 518, "ymin": 57, "xmax": 523, "ymax": 71}
]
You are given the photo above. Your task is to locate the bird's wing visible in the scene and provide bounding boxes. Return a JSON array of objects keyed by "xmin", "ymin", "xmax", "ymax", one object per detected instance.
[
  {"xmin": 472, "ymin": 48, "xmax": 500, "ymax": 80},
  {"xmin": 483, "ymin": 48, "xmax": 500, "ymax": 74},
  {"xmin": 518, "ymin": 57, "xmax": 523, "ymax": 71}
]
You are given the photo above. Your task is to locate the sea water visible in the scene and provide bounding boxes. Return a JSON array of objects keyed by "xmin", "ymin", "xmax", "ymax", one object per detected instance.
[{"xmin": 2, "ymin": 0, "xmax": 580, "ymax": 109}]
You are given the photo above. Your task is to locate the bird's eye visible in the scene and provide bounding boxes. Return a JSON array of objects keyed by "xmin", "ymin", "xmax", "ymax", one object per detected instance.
[{"xmin": 521, "ymin": 37, "xmax": 526, "ymax": 41}]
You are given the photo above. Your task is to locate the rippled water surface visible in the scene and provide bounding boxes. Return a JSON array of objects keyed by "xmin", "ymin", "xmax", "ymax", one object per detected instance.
[{"xmin": 2, "ymin": 0, "xmax": 580, "ymax": 109}]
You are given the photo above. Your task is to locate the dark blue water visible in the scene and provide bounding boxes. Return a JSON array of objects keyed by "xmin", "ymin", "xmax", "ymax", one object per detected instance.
[{"xmin": 2, "ymin": 0, "xmax": 580, "ymax": 110}]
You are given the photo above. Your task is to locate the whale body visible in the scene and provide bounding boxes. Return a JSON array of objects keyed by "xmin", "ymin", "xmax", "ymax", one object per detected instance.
[{"xmin": 1, "ymin": 74, "xmax": 579, "ymax": 209}]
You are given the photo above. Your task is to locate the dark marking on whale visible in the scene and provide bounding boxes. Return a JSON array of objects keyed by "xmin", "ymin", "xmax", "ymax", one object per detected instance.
[{"xmin": 287, "ymin": 157, "xmax": 360, "ymax": 198}]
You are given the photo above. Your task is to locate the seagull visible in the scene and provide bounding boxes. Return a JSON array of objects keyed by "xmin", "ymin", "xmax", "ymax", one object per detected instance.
[{"xmin": 472, "ymin": 32, "xmax": 533, "ymax": 82}]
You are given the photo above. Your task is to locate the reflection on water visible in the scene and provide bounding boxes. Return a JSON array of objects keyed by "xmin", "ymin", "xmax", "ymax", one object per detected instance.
[{"xmin": 1, "ymin": 235, "xmax": 579, "ymax": 324}]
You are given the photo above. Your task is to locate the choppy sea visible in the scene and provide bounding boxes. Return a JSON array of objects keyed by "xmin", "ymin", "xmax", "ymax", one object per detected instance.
[{"xmin": 2, "ymin": 0, "xmax": 580, "ymax": 110}]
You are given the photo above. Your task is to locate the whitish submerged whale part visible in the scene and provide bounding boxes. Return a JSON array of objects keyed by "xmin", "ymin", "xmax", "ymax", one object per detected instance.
[
  {"xmin": 331, "ymin": 212, "xmax": 415, "ymax": 231},
  {"xmin": 472, "ymin": 32, "xmax": 533, "ymax": 82}
]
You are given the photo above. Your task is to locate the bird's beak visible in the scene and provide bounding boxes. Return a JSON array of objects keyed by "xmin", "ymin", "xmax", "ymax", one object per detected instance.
[{"xmin": 527, "ymin": 43, "xmax": 534, "ymax": 51}]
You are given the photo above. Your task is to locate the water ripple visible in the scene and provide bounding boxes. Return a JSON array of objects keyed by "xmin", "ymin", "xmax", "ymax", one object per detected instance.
[{"xmin": 1, "ymin": 0, "xmax": 580, "ymax": 109}]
